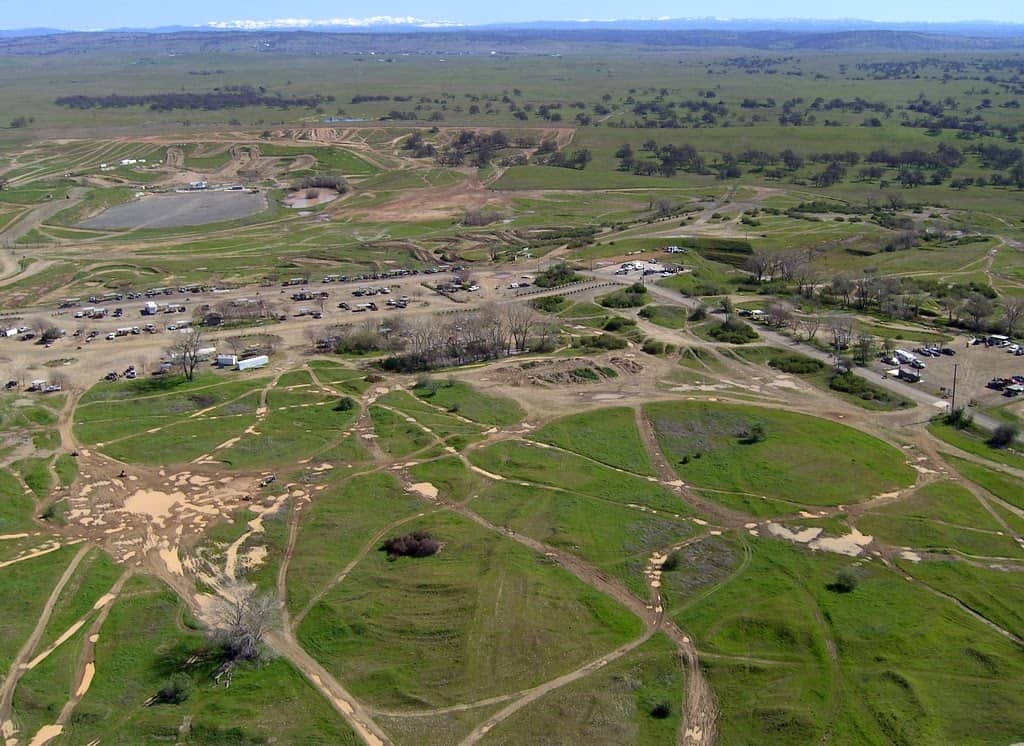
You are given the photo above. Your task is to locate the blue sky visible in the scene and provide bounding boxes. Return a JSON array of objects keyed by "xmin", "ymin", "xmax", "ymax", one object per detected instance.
[{"xmin": 4, "ymin": 0, "xmax": 1024, "ymax": 30}]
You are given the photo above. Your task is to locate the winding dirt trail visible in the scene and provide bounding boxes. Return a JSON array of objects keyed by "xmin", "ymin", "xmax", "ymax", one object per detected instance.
[
  {"xmin": 457, "ymin": 632, "xmax": 655, "ymax": 744},
  {"xmin": 0, "ymin": 545, "xmax": 89, "ymax": 727}
]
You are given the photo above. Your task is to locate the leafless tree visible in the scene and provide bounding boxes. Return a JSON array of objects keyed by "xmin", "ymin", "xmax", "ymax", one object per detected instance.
[
  {"xmin": 830, "ymin": 276, "xmax": 854, "ymax": 307},
  {"xmin": 826, "ymin": 315, "xmax": 856, "ymax": 352},
  {"xmin": 938, "ymin": 294, "xmax": 962, "ymax": 324},
  {"xmin": 744, "ymin": 252, "xmax": 773, "ymax": 282},
  {"xmin": 793, "ymin": 264, "xmax": 818, "ymax": 298},
  {"xmin": 167, "ymin": 329, "xmax": 205, "ymax": 382},
  {"xmin": 962, "ymin": 293, "xmax": 994, "ymax": 332},
  {"xmin": 213, "ymin": 588, "xmax": 280, "ymax": 662},
  {"xmin": 505, "ymin": 303, "xmax": 539, "ymax": 353},
  {"xmin": 799, "ymin": 315, "xmax": 821, "ymax": 342},
  {"xmin": 854, "ymin": 333, "xmax": 877, "ymax": 365},
  {"xmin": 1001, "ymin": 296, "xmax": 1024, "ymax": 337},
  {"xmin": 765, "ymin": 301, "xmax": 794, "ymax": 329},
  {"xmin": 534, "ymin": 321, "xmax": 561, "ymax": 351},
  {"xmin": 776, "ymin": 251, "xmax": 805, "ymax": 283}
]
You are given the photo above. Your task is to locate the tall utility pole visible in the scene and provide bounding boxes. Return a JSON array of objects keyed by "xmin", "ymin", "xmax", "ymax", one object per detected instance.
[{"xmin": 950, "ymin": 362, "xmax": 959, "ymax": 413}]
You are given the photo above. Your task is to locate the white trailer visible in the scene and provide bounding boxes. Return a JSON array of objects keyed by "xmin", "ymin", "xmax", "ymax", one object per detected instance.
[
  {"xmin": 236, "ymin": 355, "xmax": 269, "ymax": 371},
  {"xmin": 216, "ymin": 354, "xmax": 238, "ymax": 369}
]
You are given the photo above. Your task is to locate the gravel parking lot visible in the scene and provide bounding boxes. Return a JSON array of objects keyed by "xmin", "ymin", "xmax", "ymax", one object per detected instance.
[{"xmin": 79, "ymin": 191, "xmax": 268, "ymax": 229}]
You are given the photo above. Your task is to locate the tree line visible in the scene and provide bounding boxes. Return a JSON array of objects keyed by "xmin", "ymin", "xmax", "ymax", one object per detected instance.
[
  {"xmin": 55, "ymin": 87, "xmax": 333, "ymax": 112},
  {"xmin": 317, "ymin": 304, "xmax": 559, "ymax": 373}
]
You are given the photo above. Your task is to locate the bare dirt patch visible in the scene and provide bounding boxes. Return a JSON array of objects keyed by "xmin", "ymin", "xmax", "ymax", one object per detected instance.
[
  {"xmin": 283, "ymin": 187, "xmax": 340, "ymax": 209},
  {"xmin": 491, "ymin": 356, "xmax": 643, "ymax": 387}
]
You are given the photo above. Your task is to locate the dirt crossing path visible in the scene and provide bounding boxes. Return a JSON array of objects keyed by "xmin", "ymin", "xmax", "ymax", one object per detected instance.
[{"xmin": 265, "ymin": 630, "xmax": 391, "ymax": 746}]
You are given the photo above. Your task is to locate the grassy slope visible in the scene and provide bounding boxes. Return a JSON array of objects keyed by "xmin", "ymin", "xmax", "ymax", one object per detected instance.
[{"xmin": 298, "ymin": 511, "xmax": 642, "ymax": 710}]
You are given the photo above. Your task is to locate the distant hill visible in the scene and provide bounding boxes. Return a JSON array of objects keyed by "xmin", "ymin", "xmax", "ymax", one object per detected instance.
[
  {"xmin": 0, "ymin": 27, "xmax": 67, "ymax": 38},
  {"xmin": 0, "ymin": 27, "xmax": 1022, "ymax": 56}
]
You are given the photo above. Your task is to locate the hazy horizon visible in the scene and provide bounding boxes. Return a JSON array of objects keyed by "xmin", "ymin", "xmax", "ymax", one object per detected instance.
[{"xmin": 4, "ymin": 6, "xmax": 1024, "ymax": 32}]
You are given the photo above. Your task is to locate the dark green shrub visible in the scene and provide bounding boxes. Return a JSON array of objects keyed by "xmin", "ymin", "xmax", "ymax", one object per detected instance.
[
  {"xmin": 156, "ymin": 673, "xmax": 193, "ymax": 704},
  {"xmin": 650, "ymin": 702, "xmax": 672, "ymax": 719},
  {"xmin": 531, "ymin": 295, "xmax": 568, "ymax": 313},
  {"xmin": 333, "ymin": 397, "xmax": 355, "ymax": 412},
  {"xmin": 988, "ymin": 424, "xmax": 1019, "ymax": 449},
  {"xmin": 827, "ymin": 569, "xmax": 859, "ymax": 593}
]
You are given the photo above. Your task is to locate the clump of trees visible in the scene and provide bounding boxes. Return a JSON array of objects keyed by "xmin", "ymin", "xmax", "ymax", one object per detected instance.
[
  {"xmin": 598, "ymin": 283, "xmax": 648, "ymax": 308},
  {"xmin": 370, "ymin": 304, "xmax": 554, "ymax": 372},
  {"xmin": 434, "ymin": 130, "xmax": 510, "ymax": 167},
  {"xmin": 534, "ymin": 263, "xmax": 583, "ymax": 288},
  {"xmin": 708, "ymin": 318, "xmax": 758, "ymax": 344},
  {"xmin": 381, "ymin": 531, "xmax": 440, "ymax": 560}
]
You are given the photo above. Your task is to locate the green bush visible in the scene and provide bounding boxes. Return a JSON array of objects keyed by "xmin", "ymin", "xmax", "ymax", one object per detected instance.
[
  {"xmin": 829, "ymin": 371, "xmax": 899, "ymax": 404},
  {"xmin": 603, "ymin": 316, "xmax": 636, "ymax": 332},
  {"xmin": 156, "ymin": 673, "xmax": 193, "ymax": 704},
  {"xmin": 642, "ymin": 339, "xmax": 667, "ymax": 355},
  {"xmin": 576, "ymin": 334, "xmax": 628, "ymax": 351},
  {"xmin": 708, "ymin": 318, "xmax": 758, "ymax": 344},
  {"xmin": 987, "ymin": 424, "xmax": 1019, "ymax": 449},
  {"xmin": 650, "ymin": 702, "xmax": 673, "ymax": 719},
  {"xmin": 827, "ymin": 568, "xmax": 859, "ymax": 594},
  {"xmin": 944, "ymin": 407, "xmax": 973, "ymax": 429},
  {"xmin": 531, "ymin": 295, "xmax": 568, "ymax": 313},
  {"xmin": 768, "ymin": 352, "xmax": 825, "ymax": 375}
]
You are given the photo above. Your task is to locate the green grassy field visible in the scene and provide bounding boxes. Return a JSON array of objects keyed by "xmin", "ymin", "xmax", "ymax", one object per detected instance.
[
  {"xmin": 483, "ymin": 632, "xmax": 684, "ymax": 745},
  {"xmin": 529, "ymin": 407, "xmax": 656, "ymax": 475},
  {"xmin": 470, "ymin": 439, "xmax": 684, "ymax": 512},
  {"xmin": 678, "ymin": 537, "xmax": 1024, "ymax": 745},
  {"xmin": 285, "ymin": 472, "xmax": 424, "ymax": 617},
  {"xmin": 4, "ymin": 36, "xmax": 1024, "ymax": 744},
  {"xmin": 646, "ymin": 401, "xmax": 915, "ymax": 512},
  {"xmin": 471, "ymin": 481, "xmax": 692, "ymax": 597},
  {"xmin": 298, "ymin": 510, "xmax": 643, "ymax": 710}
]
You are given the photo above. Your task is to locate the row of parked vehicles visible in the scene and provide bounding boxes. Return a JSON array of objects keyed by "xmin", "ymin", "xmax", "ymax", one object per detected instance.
[
  {"xmin": 986, "ymin": 376, "xmax": 1024, "ymax": 396},
  {"xmin": 105, "ymin": 365, "xmax": 137, "ymax": 381},
  {"xmin": 914, "ymin": 345, "xmax": 956, "ymax": 358}
]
